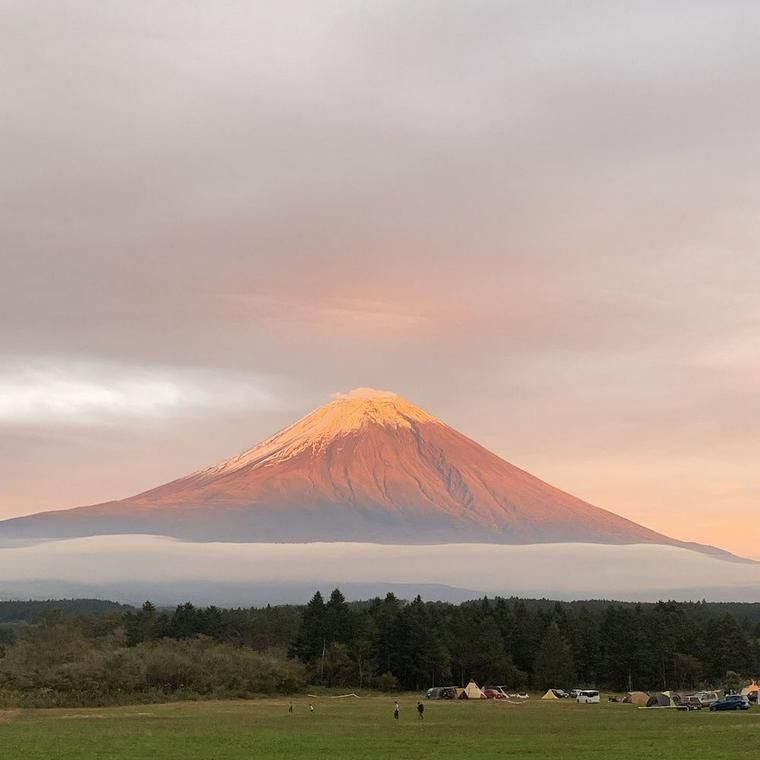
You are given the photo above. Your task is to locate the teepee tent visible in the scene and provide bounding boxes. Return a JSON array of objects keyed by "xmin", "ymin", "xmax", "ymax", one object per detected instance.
[
  {"xmin": 459, "ymin": 680, "xmax": 485, "ymax": 699},
  {"xmin": 541, "ymin": 689, "xmax": 559, "ymax": 700}
]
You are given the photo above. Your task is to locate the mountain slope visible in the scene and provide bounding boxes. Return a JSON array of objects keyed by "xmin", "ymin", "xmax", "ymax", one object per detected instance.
[{"xmin": 0, "ymin": 389, "xmax": 731, "ymax": 555}]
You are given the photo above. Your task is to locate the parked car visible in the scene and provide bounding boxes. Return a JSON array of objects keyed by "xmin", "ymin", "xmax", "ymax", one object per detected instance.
[
  {"xmin": 710, "ymin": 695, "xmax": 750, "ymax": 712},
  {"xmin": 426, "ymin": 687, "xmax": 442, "ymax": 699},
  {"xmin": 553, "ymin": 689, "xmax": 570, "ymax": 699},
  {"xmin": 569, "ymin": 689, "xmax": 582, "ymax": 698},
  {"xmin": 682, "ymin": 695, "xmax": 703, "ymax": 710},
  {"xmin": 576, "ymin": 690, "xmax": 600, "ymax": 704},
  {"xmin": 694, "ymin": 691, "xmax": 719, "ymax": 706}
]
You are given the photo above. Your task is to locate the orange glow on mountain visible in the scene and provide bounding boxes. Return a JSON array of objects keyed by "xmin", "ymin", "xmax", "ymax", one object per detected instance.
[{"xmin": 0, "ymin": 389, "xmax": 734, "ymax": 559}]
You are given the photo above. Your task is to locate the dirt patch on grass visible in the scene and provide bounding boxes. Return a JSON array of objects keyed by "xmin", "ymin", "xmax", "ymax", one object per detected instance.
[{"xmin": 0, "ymin": 710, "xmax": 20, "ymax": 724}]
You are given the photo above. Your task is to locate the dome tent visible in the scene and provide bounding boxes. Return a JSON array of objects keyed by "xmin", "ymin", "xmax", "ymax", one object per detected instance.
[{"xmin": 646, "ymin": 692, "xmax": 676, "ymax": 708}]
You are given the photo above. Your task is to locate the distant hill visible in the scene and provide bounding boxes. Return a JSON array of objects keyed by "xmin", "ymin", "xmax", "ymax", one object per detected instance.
[{"xmin": 0, "ymin": 598, "xmax": 133, "ymax": 624}]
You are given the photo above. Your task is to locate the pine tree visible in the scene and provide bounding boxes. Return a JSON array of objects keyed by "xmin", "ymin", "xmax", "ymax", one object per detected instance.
[
  {"xmin": 533, "ymin": 621, "xmax": 576, "ymax": 689},
  {"xmin": 373, "ymin": 593, "xmax": 401, "ymax": 675},
  {"xmin": 324, "ymin": 588, "xmax": 352, "ymax": 644},
  {"xmin": 290, "ymin": 591, "xmax": 326, "ymax": 662},
  {"xmin": 568, "ymin": 605, "xmax": 600, "ymax": 685}
]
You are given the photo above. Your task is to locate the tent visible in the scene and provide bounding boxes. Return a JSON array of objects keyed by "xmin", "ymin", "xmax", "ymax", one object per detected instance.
[
  {"xmin": 741, "ymin": 682, "xmax": 759, "ymax": 702},
  {"xmin": 645, "ymin": 692, "xmax": 676, "ymax": 708},
  {"xmin": 541, "ymin": 689, "xmax": 559, "ymax": 701},
  {"xmin": 623, "ymin": 691, "xmax": 649, "ymax": 706},
  {"xmin": 458, "ymin": 680, "xmax": 485, "ymax": 699}
]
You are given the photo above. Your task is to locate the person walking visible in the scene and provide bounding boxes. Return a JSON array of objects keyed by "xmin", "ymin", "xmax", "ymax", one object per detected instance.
[
  {"xmin": 309, "ymin": 703, "xmax": 314, "ymax": 713},
  {"xmin": 417, "ymin": 701, "xmax": 424, "ymax": 719},
  {"xmin": 393, "ymin": 701, "xmax": 400, "ymax": 720}
]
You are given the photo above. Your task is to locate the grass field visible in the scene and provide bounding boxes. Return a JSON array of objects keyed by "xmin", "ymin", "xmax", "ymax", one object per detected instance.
[{"xmin": 1, "ymin": 695, "xmax": 758, "ymax": 759}]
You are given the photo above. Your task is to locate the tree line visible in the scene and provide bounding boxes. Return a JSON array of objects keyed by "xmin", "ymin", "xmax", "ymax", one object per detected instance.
[
  {"xmin": 1, "ymin": 593, "xmax": 759, "ymax": 706},
  {"xmin": 285, "ymin": 591, "xmax": 760, "ymax": 692}
]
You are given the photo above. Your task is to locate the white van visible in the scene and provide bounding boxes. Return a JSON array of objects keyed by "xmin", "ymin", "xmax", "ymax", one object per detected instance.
[{"xmin": 576, "ymin": 690, "xmax": 600, "ymax": 704}]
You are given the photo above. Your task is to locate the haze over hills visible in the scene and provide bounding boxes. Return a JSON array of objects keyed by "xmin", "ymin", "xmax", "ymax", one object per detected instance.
[
  {"xmin": 2, "ymin": 536, "xmax": 760, "ymax": 605},
  {"xmin": 0, "ymin": 388, "xmax": 732, "ymax": 557}
]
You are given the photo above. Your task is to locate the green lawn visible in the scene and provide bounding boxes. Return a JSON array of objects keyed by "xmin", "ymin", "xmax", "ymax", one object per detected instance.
[{"xmin": 2, "ymin": 696, "xmax": 758, "ymax": 759}]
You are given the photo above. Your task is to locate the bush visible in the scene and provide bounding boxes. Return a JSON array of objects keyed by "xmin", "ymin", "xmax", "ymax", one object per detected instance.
[
  {"xmin": 376, "ymin": 672, "xmax": 399, "ymax": 692},
  {"xmin": 0, "ymin": 633, "xmax": 307, "ymax": 707}
]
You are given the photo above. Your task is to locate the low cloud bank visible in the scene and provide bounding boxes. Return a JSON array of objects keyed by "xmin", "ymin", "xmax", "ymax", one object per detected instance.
[{"xmin": 1, "ymin": 536, "xmax": 759, "ymax": 604}]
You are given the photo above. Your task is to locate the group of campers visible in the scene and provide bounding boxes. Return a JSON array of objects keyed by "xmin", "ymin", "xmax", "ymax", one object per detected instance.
[{"xmin": 393, "ymin": 701, "xmax": 425, "ymax": 719}]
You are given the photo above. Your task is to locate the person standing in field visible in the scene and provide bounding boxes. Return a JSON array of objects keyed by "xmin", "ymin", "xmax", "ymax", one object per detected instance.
[
  {"xmin": 393, "ymin": 701, "xmax": 400, "ymax": 720},
  {"xmin": 417, "ymin": 701, "xmax": 424, "ymax": 720},
  {"xmin": 288, "ymin": 702, "xmax": 293, "ymax": 714},
  {"xmin": 309, "ymin": 703, "xmax": 314, "ymax": 713}
]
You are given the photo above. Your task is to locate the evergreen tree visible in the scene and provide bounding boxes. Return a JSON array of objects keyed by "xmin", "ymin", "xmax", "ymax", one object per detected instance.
[
  {"xmin": 373, "ymin": 593, "xmax": 402, "ymax": 675},
  {"xmin": 168, "ymin": 602, "xmax": 198, "ymax": 639},
  {"xmin": 324, "ymin": 588, "xmax": 352, "ymax": 644},
  {"xmin": 672, "ymin": 653, "xmax": 703, "ymax": 690},
  {"xmin": 124, "ymin": 601, "xmax": 157, "ymax": 647},
  {"xmin": 600, "ymin": 605, "xmax": 646, "ymax": 690},
  {"xmin": 568, "ymin": 605, "xmax": 600, "ymax": 685},
  {"xmin": 533, "ymin": 621, "xmax": 576, "ymax": 689},
  {"xmin": 468, "ymin": 617, "xmax": 519, "ymax": 686},
  {"xmin": 391, "ymin": 596, "xmax": 449, "ymax": 690},
  {"xmin": 705, "ymin": 614, "xmax": 751, "ymax": 680},
  {"xmin": 350, "ymin": 612, "xmax": 379, "ymax": 688},
  {"xmin": 290, "ymin": 591, "xmax": 326, "ymax": 662}
]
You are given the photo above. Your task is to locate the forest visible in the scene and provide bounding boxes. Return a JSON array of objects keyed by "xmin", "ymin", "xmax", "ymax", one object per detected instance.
[{"xmin": 0, "ymin": 593, "xmax": 759, "ymax": 706}]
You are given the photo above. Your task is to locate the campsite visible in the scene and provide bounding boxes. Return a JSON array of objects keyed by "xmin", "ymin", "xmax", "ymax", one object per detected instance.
[
  {"xmin": 2, "ymin": 693, "xmax": 759, "ymax": 760},
  {"xmin": 2, "ymin": 594, "xmax": 759, "ymax": 759},
  {"xmin": 428, "ymin": 677, "xmax": 757, "ymax": 711}
]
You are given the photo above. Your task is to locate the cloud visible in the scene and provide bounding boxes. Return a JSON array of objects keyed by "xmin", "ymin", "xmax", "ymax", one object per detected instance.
[
  {"xmin": 331, "ymin": 388, "xmax": 399, "ymax": 401},
  {"xmin": 0, "ymin": 359, "xmax": 277, "ymax": 425},
  {"xmin": 1, "ymin": 536, "xmax": 759, "ymax": 602}
]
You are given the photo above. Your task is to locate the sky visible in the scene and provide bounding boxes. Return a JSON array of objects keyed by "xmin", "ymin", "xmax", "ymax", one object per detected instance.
[{"xmin": 1, "ymin": 1, "xmax": 759, "ymax": 558}]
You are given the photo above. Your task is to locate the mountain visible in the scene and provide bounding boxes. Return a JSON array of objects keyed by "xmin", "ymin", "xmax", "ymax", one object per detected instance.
[{"xmin": 0, "ymin": 388, "xmax": 731, "ymax": 556}]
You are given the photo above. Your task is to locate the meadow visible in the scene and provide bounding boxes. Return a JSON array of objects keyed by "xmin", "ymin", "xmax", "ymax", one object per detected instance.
[{"xmin": 1, "ymin": 695, "xmax": 758, "ymax": 760}]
